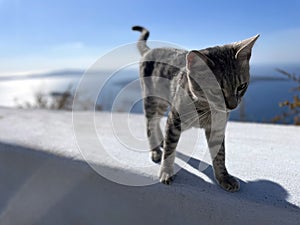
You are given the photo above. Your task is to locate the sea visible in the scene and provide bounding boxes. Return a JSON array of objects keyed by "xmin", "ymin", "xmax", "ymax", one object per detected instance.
[{"xmin": 0, "ymin": 63, "xmax": 299, "ymax": 124}]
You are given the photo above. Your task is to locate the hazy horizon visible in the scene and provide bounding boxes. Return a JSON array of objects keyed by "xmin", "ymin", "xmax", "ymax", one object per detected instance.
[{"xmin": 0, "ymin": 62, "xmax": 299, "ymax": 81}]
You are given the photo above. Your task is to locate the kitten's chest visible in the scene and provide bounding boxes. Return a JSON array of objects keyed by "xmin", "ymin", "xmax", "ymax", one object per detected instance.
[
  {"xmin": 181, "ymin": 108, "xmax": 211, "ymax": 130},
  {"xmin": 173, "ymin": 93, "xmax": 211, "ymax": 130}
]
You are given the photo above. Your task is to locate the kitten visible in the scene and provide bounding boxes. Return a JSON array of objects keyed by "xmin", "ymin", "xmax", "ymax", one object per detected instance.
[{"xmin": 132, "ymin": 25, "xmax": 259, "ymax": 192}]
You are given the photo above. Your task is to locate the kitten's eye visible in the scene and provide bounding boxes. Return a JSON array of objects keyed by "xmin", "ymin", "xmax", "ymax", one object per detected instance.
[{"xmin": 237, "ymin": 83, "xmax": 248, "ymax": 92}]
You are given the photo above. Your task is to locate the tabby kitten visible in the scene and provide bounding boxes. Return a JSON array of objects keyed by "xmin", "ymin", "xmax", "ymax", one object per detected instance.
[{"xmin": 132, "ymin": 25, "xmax": 259, "ymax": 192}]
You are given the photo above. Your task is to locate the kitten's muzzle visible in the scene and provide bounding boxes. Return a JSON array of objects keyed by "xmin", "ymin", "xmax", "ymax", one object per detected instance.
[{"xmin": 225, "ymin": 97, "xmax": 238, "ymax": 110}]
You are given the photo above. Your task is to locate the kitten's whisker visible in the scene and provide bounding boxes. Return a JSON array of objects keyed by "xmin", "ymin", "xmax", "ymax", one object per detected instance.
[
  {"xmin": 183, "ymin": 110, "xmax": 211, "ymax": 127},
  {"xmin": 179, "ymin": 107, "xmax": 210, "ymax": 118}
]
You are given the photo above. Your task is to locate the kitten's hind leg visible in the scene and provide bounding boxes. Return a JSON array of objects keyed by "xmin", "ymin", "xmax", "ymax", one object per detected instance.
[
  {"xmin": 144, "ymin": 96, "xmax": 164, "ymax": 163},
  {"xmin": 152, "ymin": 101, "xmax": 169, "ymax": 162},
  {"xmin": 144, "ymin": 97, "xmax": 169, "ymax": 163},
  {"xmin": 156, "ymin": 101, "xmax": 169, "ymax": 148},
  {"xmin": 146, "ymin": 116, "xmax": 163, "ymax": 163}
]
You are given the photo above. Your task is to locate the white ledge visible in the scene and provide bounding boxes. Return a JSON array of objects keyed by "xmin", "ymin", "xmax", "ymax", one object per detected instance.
[{"xmin": 0, "ymin": 108, "xmax": 299, "ymax": 225}]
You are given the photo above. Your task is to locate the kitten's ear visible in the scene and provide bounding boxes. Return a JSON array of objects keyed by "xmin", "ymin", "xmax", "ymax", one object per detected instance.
[
  {"xmin": 235, "ymin": 34, "xmax": 260, "ymax": 60},
  {"xmin": 186, "ymin": 50, "xmax": 215, "ymax": 70}
]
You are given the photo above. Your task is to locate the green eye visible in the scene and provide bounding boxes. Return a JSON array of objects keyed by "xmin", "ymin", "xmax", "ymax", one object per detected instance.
[{"xmin": 238, "ymin": 82, "xmax": 248, "ymax": 91}]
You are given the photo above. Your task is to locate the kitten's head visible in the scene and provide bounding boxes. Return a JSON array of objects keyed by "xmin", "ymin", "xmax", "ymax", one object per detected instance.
[{"xmin": 186, "ymin": 35, "xmax": 259, "ymax": 111}]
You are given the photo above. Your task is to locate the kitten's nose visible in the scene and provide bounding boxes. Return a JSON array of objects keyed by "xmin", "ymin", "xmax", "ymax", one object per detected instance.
[{"xmin": 225, "ymin": 96, "xmax": 238, "ymax": 110}]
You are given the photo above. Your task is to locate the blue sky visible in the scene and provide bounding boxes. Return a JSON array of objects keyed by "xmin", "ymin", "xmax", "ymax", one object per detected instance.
[{"xmin": 0, "ymin": 0, "xmax": 300, "ymax": 75}]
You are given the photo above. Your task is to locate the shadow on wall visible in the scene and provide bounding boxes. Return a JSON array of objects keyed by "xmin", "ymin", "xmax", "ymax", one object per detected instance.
[
  {"xmin": 0, "ymin": 142, "xmax": 299, "ymax": 225},
  {"xmin": 176, "ymin": 151, "xmax": 299, "ymax": 210}
]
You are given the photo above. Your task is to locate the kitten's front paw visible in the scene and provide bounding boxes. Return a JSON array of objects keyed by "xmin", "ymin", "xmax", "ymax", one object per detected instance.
[
  {"xmin": 159, "ymin": 166, "xmax": 175, "ymax": 185},
  {"xmin": 216, "ymin": 175, "xmax": 240, "ymax": 192}
]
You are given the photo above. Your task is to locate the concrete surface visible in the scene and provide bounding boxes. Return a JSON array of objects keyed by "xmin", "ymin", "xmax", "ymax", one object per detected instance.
[{"xmin": 0, "ymin": 108, "xmax": 299, "ymax": 225}]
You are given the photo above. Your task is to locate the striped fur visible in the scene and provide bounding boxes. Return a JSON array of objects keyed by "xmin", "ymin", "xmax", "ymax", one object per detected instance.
[{"xmin": 132, "ymin": 26, "xmax": 259, "ymax": 191}]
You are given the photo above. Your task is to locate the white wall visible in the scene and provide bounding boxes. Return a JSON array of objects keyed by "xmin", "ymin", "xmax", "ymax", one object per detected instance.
[{"xmin": 0, "ymin": 108, "xmax": 299, "ymax": 225}]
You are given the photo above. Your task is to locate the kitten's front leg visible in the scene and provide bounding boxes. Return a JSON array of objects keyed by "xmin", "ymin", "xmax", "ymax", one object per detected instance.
[
  {"xmin": 205, "ymin": 128, "xmax": 240, "ymax": 192},
  {"xmin": 159, "ymin": 110, "xmax": 181, "ymax": 185}
]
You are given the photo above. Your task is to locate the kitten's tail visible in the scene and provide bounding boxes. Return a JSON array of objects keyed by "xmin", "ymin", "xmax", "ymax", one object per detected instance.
[{"xmin": 132, "ymin": 25, "xmax": 150, "ymax": 56}]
